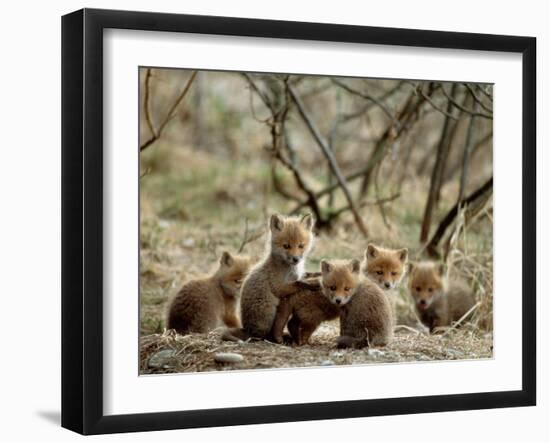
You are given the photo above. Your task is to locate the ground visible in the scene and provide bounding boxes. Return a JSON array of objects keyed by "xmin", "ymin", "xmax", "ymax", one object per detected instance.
[{"xmin": 140, "ymin": 322, "xmax": 493, "ymax": 374}]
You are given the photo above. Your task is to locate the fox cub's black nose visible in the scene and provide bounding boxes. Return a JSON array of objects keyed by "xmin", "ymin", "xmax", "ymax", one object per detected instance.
[
  {"xmin": 419, "ymin": 300, "xmax": 427, "ymax": 306},
  {"xmin": 384, "ymin": 282, "xmax": 391, "ymax": 289},
  {"xmin": 291, "ymin": 256, "xmax": 300, "ymax": 264}
]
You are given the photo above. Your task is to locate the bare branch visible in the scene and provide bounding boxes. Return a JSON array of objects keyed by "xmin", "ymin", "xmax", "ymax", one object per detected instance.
[
  {"xmin": 237, "ymin": 218, "xmax": 265, "ymax": 253},
  {"xmin": 426, "ymin": 177, "xmax": 493, "ymax": 257},
  {"xmin": 143, "ymin": 68, "xmax": 157, "ymax": 137},
  {"xmin": 288, "ymin": 84, "xmax": 369, "ymax": 237},
  {"xmin": 420, "ymin": 83, "xmax": 460, "ymax": 242},
  {"xmin": 280, "ymin": 129, "xmax": 325, "ymax": 223},
  {"xmin": 271, "ymin": 164, "xmax": 304, "ymax": 203},
  {"xmin": 440, "ymin": 84, "xmax": 493, "ymax": 119},
  {"xmin": 412, "ymin": 82, "xmax": 459, "ymax": 121},
  {"xmin": 463, "ymin": 83, "xmax": 493, "ymax": 114},
  {"xmin": 444, "ymin": 130, "xmax": 493, "ymax": 181},
  {"xmin": 358, "ymin": 87, "xmax": 427, "ymax": 198},
  {"xmin": 476, "ymin": 84, "xmax": 493, "ymax": 102},
  {"xmin": 457, "ymin": 101, "xmax": 481, "ymax": 202},
  {"xmin": 241, "ymin": 73, "xmax": 275, "ymax": 113},
  {"xmin": 330, "ymin": 193, "xmax": 401, "ymax": 219},
  {"xmin": 332, "ymin": 79, "xmax": 400, "ymax": 130},
  {"xmin": 140, "ymin": 70, "xmax": 198, "ymax": 152}
]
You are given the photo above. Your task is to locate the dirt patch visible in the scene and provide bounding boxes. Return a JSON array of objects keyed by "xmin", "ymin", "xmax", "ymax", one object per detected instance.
[{"xmin": 140, "ymin": 322, "xmax": 493, "ymax": 374}]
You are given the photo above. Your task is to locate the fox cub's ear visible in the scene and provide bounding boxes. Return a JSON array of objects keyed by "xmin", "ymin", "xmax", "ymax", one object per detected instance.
[
  {"xmin": 270, "ymin": 214, "xmax": 284, "ymax": 232},
  {"xmin": 366, "ymin": 243, "xmax": 379, "ymax": 260},
  {"xmin": 320, "ymin": 259, "xmax": 332, "ymax": 274},
  {"xmin": 300, "ymin": 213, "xmax": 314, "ymax": 230},
  {"xmin": 397, "ymin": 248, "xmax": 408, "ymax": 263},
  {"xmin": 349, "ymin": 259, "xmax": 361, "ymax": 274},
  {"xmin": 220, "ymin": 251, "xmax": 234, "ymax": 267}
]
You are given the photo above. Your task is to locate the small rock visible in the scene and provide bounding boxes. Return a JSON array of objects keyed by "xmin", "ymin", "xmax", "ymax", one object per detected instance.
[
  {"xmin": 148, "ymin": 349, "xmax": 176, "ymax": 369},
  {"xmin": 445, "ymin": 349, "xmax": 464, "ymax": 359},
  {"xmin": 320, "ymin": 360, "xmax": 334, "ymax": 366},
  {"xmin": 330, "ymin": 351, "xmax": 344, "ymax": 358},
  {"xmin": 158, "ymin": 220, "xmax": 170, "ymax": 229},
  {"xmin": 182, "ymin": 238, "xmax": 195, "ymax": 248},
  {"xmin": 214, "ymin": 352, "xmax": 244, "ymax": 364},
  {"xmin": 368, "ymin": 349, "xmax": 386, "ymax": 358}
]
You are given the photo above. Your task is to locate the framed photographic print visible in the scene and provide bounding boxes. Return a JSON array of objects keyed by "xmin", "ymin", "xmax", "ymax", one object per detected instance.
[{"xmin": 61, "ymin": 8, "xmax": 536, "ymax": 435}]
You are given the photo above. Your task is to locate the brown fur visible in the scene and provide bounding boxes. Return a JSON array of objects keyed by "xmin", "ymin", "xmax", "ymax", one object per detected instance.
[
  {"xmin": 271, "ymin": 283, "xmax": 339, "ymax": 346},
  {"xmin": 408, "ymin": 261, "xmax": 476, "ymax": 332},
  {"xmin": 166, "ymin": 252, "xmax": 251, "ymax": 335},
  {"xmin": 363, "ymin": 243, "xmax": 408, "ymax": 321},
  {"xmin": 321, "ymin": 259, "xmax": 394, "ymax": 349},
  {"xmin": 364, "ymin": 243, "xmax": 408, "ymax": 291},
  {"xmin": 223, "ymin": 213, "xmax": 316, "ymax": 342}
]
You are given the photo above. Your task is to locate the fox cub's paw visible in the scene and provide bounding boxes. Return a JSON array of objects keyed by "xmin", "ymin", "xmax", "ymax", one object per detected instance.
[
  {"xmin": 337, "ymin": 335, "xmax": 369, "ymax": 350},
  {"xmin": 295, "ymin": 278, "xmax": 322, "ymax": 291}
]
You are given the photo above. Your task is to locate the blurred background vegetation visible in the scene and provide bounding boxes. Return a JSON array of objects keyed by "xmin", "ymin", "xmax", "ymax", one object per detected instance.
[{"xmin": 139, "ymin": 68, "xmax": 493, "ymax": 337}]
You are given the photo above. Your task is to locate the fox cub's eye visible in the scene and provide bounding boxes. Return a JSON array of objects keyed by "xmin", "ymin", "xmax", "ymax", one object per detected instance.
[
  {"xmin": 415, "ymin": 286, "xmax": 421, "ymax": 292},
  {"xmin": 391, "ymin": 272, "xmax": 397, "ymax": 276},
  {"xmin": 283, "ymin": 244, "xmax": 291, "ymax": 249},
  {"xmin": 234, "ymin": 279, "xmax": 242, "ymax": 284},
  {"xmin": 330, "ymin": 285, "xmax": 337, "ymax": 291},
  {"xmin": 428, "ymin": 287, "xmax": 433, "ymax": 292},
  {"xmin": 298, "ymin": 244, "xmax": 305, "ymax": 249},
  {"xmin": 376, "ymin": 271, "xmax": 383, "ymax": 275},
  {"xmin": 344, "ymin": 287, "xmax": 351, "ymax": 292}
]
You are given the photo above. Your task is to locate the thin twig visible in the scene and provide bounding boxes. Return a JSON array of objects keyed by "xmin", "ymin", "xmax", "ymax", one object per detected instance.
[
  {"xmin": 140, "ymin": 70, "xmax": 198, "ymax": 152},
  {"xmin": 394, "ymin": 324, "xmax": 423, "ymax": 335},
  {"xmin": 463, "ymin": 83, "xmax": 493, "ymax": 114},
  {"xmin": 426, "ymin": 177, "xmax": 493, "ymax": 257},
  {"xmin": 413, "ymin": 82, "xmax": 459, "ymax": 121},
  {"xmin": 139, "ymin": 167, "xmax": 151, "ymax": 179},
  {"xmin": 329, "ymin": 193, "xmax": 400, "ymax": 218},
  {"xmin": 476, "ymin": 84, "xmax": 493, "ymax": 102},
  {"xmin": 237, "ymin": 218, "xmax": 250, "ymax": 254},
  {"xmin": 237, "ymin": 218, "xmax": 265, "ymax": 253},
  {"xmin": 332, "ymin": 79, "xmax": 400, "ymax": 130},
  {"xmin": 440, "ymin": 84, "xmax": 493, "ymax": 119},
  {"xmin": 441, "ymin": 301, "xmax": 481, "ymax": 337},
  {"xmin": 271, "ymin": 164, "xmax": 304, "ymax": 203},
  {"xmin": 289, "ymin": 159, "xmax": 400, "ymax": 214},
  {"xmin": 143, "ymin": 68, "xmax": 157, "ymax": 137},
  {"xmin": 241, "ymin": 73, "xmax": 275, "ymax": 113},
  {"xmin": 457, "ymin": 101, "xmax": 481, "ymax": 202}
]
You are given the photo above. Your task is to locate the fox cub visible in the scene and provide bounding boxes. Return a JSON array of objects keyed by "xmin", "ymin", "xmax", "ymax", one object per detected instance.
[
  {"xmin": 363, "ymin": 243, "xmax": 408, "ymax": 290},
  {"xmin": 321, "ymin": 259, "xmax": 394, "ymax": 349},
  {"xmin": 271, "ymin": 276, "xmax": 339, "ymax": 346},
  {"xmin": 224, "ymin": 213, "xmax": 319, "ymax": 342},
  {"xmin": 167, "ymin": 251, "xmax": 252, "ymax": 335},
  {"xmin": 407, "ymin": 261, "xmax": 476, "ymax": 332}
]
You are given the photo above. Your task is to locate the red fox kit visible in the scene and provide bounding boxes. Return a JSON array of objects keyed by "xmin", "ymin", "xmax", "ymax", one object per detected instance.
[
  {"xmin": 407, "ymin": 261, "xmax": 476, "ymax": 332},
  {"xmin": 167, "ymin": 251, "xmax": 252, "ymax": 335},
  {"xmin": 321, "ymin": 259, "xmax": 394, "ymax": 349},
  {"xmin": 224, "ymin": 213, "xmax": 318, "ymax": 342},
  {"xmin": 270, "ymin": 264, "xmax": 340, "ymax": 346},
  {"xmin": 364, "ymin": 243, "xmax": 408, "ymax": 290}
]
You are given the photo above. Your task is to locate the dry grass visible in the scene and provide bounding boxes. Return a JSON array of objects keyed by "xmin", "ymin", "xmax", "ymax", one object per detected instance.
[{"xmin": 140, "ymin": 322, "xmax": 493, "ymax": 374}]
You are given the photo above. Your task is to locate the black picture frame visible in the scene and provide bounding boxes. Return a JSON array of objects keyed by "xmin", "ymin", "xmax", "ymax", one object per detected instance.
[{"xmin": 61, "ymin": 8, "xmax": 536, "ymax": 435}]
